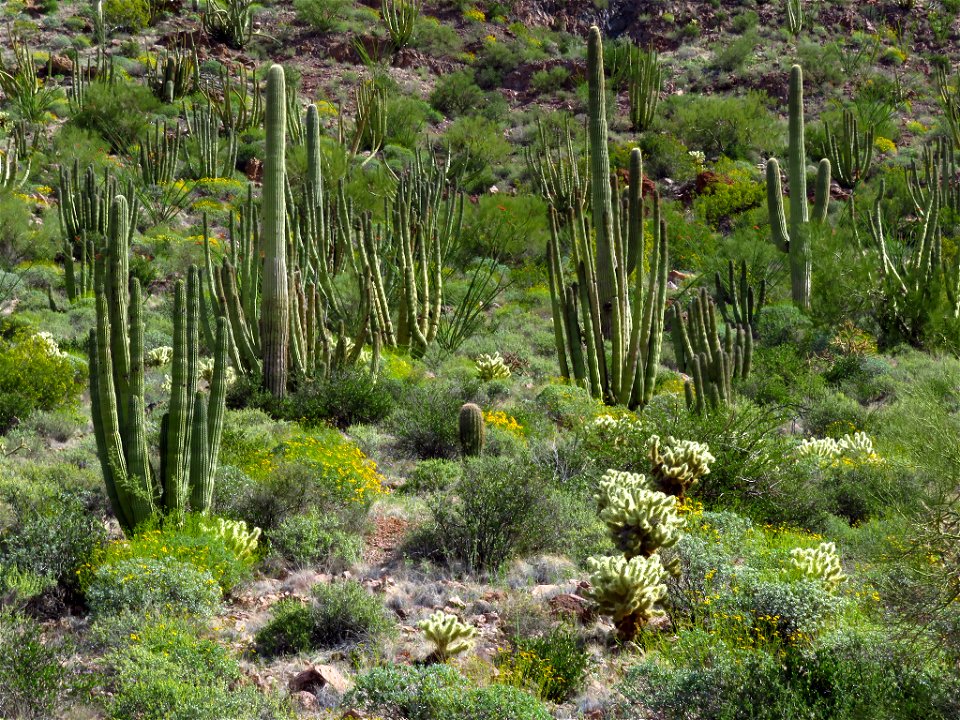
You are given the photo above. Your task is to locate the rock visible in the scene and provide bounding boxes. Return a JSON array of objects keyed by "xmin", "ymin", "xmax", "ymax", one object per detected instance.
[
  {"xmin": 530, "ymin": 584, "xmax": 562, "ymax": 600},
  {"xmin": 548, "ymin": 593, "xmax": 595, "ymax": 623},
  {"xmin": 291, "ymin": 691, "xmax": 318, "ymax": 711},
  {"xmin": 446, "ymin": 595, "xmax": 466, "ymax": 609},
  {"xmin": 288, "ymin": 664, "xmax": 353, "ymax": 696}
]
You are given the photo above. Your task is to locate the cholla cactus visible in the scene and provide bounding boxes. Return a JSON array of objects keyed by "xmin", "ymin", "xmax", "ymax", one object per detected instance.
[
  {"xmin": 797, "ymin": 432, "xmax": 880, "ymax": 466},
  {"xmin": 33, "ymin": 331, "xmax": 67, "ymax": 358},
  {"xmin": 600, "ymin": 486, "xmax": 684, "ymax": 559},
  {"xmin": 791, "ymin": 542, "xmax": 846, "ymax": 590},
  {"xmin": 199, "ymin": 357, "xmax": 237, "ymax": 387},
  {"xmin": 589, "ymin": 413, "xmax": 646, "ymax": 447},
  {"xmin": 595, "ymin": 469, "xmax": 653, "ymax": 512},
  {"xmin": 475, "ymin": 352, "xmax": 512, "ymax": 381},
  {"xmin": 199, "ymin": 517, "xmax": 261, "ymax": 560},
  {"xmin": 418, "ymin": 611, "xmax": 478, "ymax": 661},
  {"xmin": 649, "ymin": 435, "xmax": 715, "ymax": 497},
  {"xmin": 586, "ymin": 554, "xmax": 667, "ymax": 641},
  {"xmin": 147, "ymin": 346, "xmax": 175, "ymax": 367}
]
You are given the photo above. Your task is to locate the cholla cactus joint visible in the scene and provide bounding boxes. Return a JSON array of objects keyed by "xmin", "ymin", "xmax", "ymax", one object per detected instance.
[{"xmin": 649, "ymin": 435, "xmax": 715, "ymax": 498}]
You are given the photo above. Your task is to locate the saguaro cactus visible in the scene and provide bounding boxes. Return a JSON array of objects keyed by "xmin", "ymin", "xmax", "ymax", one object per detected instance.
[
  {"xmin": 260, "ymin": 64, "xmax": 290, "ymax": 397},
  {"xmin": 89, "ymin": 196, "xmax": 229, "ymax": 534},
  {"xmin": 766, "ymin": 65, "xmax": 830, "ymax": 311},
  {"xmin": 458, "ymin": 403, "xmax": 485, "ymax": 457}
]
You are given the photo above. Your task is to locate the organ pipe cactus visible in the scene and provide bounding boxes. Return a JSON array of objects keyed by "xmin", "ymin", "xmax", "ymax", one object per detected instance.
[
  {"xmin": 382, "ymin": 0, "xmax": 422, "ymax": 51},
  {"xmin": 418, "ymin": 611, "xmax": 478, "ymax": 661},
  {"xmin": 458, "ymin": 403, "xmax": 485, "ymax": 457},
  {"xmin": 260, "ymin": 64, "xmax": 290, "ymax": 396},
  {"xmin": 672, "ymin": 288, "xmax": 751, "ymax": 413},
  {"xmin": 627, "ymin": 45, "xmax": 662, "ymax": 133},
  {"xmin": 546, "ymin": 28, "xmax": 668, "ymax": 409},
  {"xmin": 648, "ymin": 435, "xmax": 715, "ymax": 498},
  {"xmin": 766, "ymin": 65, "xmax": 831, "ymax": 310},
  {"xmin": 89, "ymin": 195, "xmax": 230, "ymax": 534},
  {"xmin": 585, "ymin": 555, "xmax": 668, "ymax": 642},
  {"xmin": 0, "ymin": 142, "xmax": 28, "ymax": 192},
  {"xmin": 182, "ymin": 100, "xmax": 238, "ymax": 179},
  {"xmin": 714, "ymin": 259, "xmax": 765, "ymax": 336},
  {"xmin": 824, "ymin": 108, "xmax": 874, "ymax": 190},
  {"xmin": 139, "ymin": 120, "xmax": 182, "ymax": 186}
]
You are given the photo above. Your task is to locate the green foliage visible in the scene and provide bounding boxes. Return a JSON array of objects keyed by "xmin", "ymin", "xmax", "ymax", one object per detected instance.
[
  {"xmin": 0, "ymin": 611, "xmax": 64, "ymax": 719},
  {"xmin": 293, "ymin": 0, "xmax": 348, "ymax": 31},
  {"xmin": 530, "ymin": 66, "xmax": 571, "ymax": 95},
  {"xmin": 694, "ymin": 170, "xmax": 766, "ymax": 229},
  {"xmin": 285, "ymin": 369, "xmax": 397, "ymax": 429},
  {"xmin": 102, "ymin": 0, "xmax": 150, "ymax": 31},
  {"xmin": 255, "ymin": 580, "xmax": 394, "ymax": 657},
  {"xmin": 69, "ymin": 80, "xmax": 160, "ymax": 151},
  {"xmin": 428, "ymin": 455, "xmax": 548, "ymax": 573},
  {"xmin": 405, "ymin": 458, "xmax": 462, "ymax": 494},
  {"xmin": 659, "ymin": 92, "xmax": 782, "ymax": 160},
  {"xmin": 418, "ymin": 611, "xmax": 478, "ymax": 660},
  {"xmin": 86, "ymin": 555, "xmax": 222, "ymax": 617},
  {"xmin": 430, "ymin": 70, "xmax": 487, "ymax": 118},
  {"xmin": 445, "ymin": 116, "xmax": 511, "ymax": 193},
  {"xmin": 267, "ymin": 510, "xmax": 362, "ymax": 570},
  {"xmin": 390, "ymin": 380, "xmax": 471, "ymax": 459},
  {"xmin": 346, "ymin": 664, "xmax": 552, "ymax": 720},
  {"xmin": 496, "ymin": 626, "xmax": 589, "ymax": 702},
  {"xmin": 0, "ymin": 330, "xmax": 83, "ymax": 434},
  {"xmin": 97, "ymin": 614, "xmax": 289, "ymax": 720}
]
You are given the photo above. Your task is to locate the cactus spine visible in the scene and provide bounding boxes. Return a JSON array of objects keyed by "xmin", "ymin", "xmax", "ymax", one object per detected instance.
[
  {"xmin": 766, "ymin": 65, "xmax": 830, "ymax": 311},
  {"xmin": 260, "ymin": 64, "xmax": 290, "ymax": 397},
  {"xmin": 89, "ymin": 196, "xmax": 229, "ymax": 534},
  {"xmin": 458, "ymin": 403, "xmax": 485, "ymax": 457}
]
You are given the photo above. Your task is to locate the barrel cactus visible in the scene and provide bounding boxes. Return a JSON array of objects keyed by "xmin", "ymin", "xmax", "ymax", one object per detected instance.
[
  {"xmin": 586, "ymin": 554, "xmax": 668, "ymax": 641},
  {"xmin": 458, "ymin": 403, "xmax": 485, "ymax": 457}
]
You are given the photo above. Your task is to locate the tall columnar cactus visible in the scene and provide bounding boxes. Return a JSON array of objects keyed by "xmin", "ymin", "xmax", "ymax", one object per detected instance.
[
  {"xmin": 627, "ymin": 45, "xmax": 662, "ymax": 133},
  {"xmin": 260, "ymin": 64, "xmax": 290, "ymax": 397},
  {"xmin": 766, "ymin": 65, "xmax": 831, "ymax": 311},
  {"xmin": 89, "ymin": 196, "xmax": 229, "ymax": 534},
  {"xmin": 714, "ymin": 259, "xmax": 765, "ymax": 336},
  {"xmin": 458, "ymin": 403, "xmax": 485, "ymax": 457},
  {"xmin": 824, "ymin": 108, "xmax": 874, "ymax": 190},
  {"xmin": 671, "ymin": 288, "xmax": 752, "ymax": 413}
]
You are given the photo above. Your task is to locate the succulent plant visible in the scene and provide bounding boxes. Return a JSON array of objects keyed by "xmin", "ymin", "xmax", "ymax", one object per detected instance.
[
  {"xmin": 586, "ymin": 554, "xmax": 668, "ymax": 641},
  {"xmin": 595, "ymin": 469, "xmax": 653, "ymax": 513},
  {"xmin": 417, "ymin": 611, "xmax": 478, "ymax": 661},
  {"xmin": 475, "ymin": 352, "xmax": 512, "ymax": 381},
  {"xmin": 146, "ymin": 346, "xmax": 174, "ymax": 367},
  {"xmin": 648, "ymin": 435, "xmax": 715, "ymax": 497},
  {"xmin": 458, "ymin": 403, "xmax": 485, "ymax": 457},
  {"xmin": 791, "ymin": 542, "xmax": 846, "ymax": 590},
  {"xmin": 599, "ymin": 485, "xmax": 684, "ymax": 559},
  {"xmin": 199, "ymin": 516, "xmax": 261, "ymax": 560}
]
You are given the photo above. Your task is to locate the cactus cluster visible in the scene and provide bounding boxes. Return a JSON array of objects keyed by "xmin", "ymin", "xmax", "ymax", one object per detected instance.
[
  {"xmin": 595, "ymin": 469, "xmax": 652, "ymax": 512},
  {"xmin": 89, "ymin": 196, "xmax": 230, "ymax": 534},
  {"xmin": 649, "ymin": 435, "xmax": 715, "ymax": 498},
  {"xmin": 714, "ymin": 260, "xmax": 765, "ymax": 336},
  {"xmin": 546, "ymin": 27, "xmax": 668, "ymax": 409},
  {"xmin": 475, "ymin": 352, "xmax": 512, "ymax": 381},
  {"xmin": 796, "ymin": 431, "xmax": 879, "ymax": 465},
  {"xmin": 791, "ymin": 542, "xmax": 846, "ymax": 590},
  {"xmin": 597, "ymin": 484, "xmax": 684, "ymax": 560},
  {"xmin": 147, "ymin": 346, "xmax": 174, "ymax": 367},
  {"xmin": 824, "ymin": 108, "xmax": 874, "ymax": 190},
  {"xmin": 672, "ymin": 288, "xmax": 752, "ymax": 413},
  {"xmin": 417, "ymin": 611, "xmax": 478, "ymax": 661},
  {"xmin": 586, "ymin": 555, "xmax": 668, "ymax": 641},
  {"xmin": 766, "ymin": 65, "xmax": 831, "ymax": 311},
  {"xmin": 458, "ymin": 403, "xmax": 485, "ymax": 457}
]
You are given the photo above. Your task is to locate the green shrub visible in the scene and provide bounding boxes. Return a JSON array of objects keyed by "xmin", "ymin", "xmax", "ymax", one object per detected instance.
[
  {"xmin": 444, "ymin": 115, "xmax": 511, "ymax": 193},
  {"xmin": 293, "ymin": 0, "xmax": 348, "ymax": 31},
  {"xmin": 255, "ymin": 580, "xmax": 394, "ymax": 658},
  {"xmin": 86, "ymin": 556, "xmax": 222, "ymax": 617},
  {"xmin": 404, "ymin": 458, "xmax": 462, "ymax": 494},
  {"xmin": 415, "ymin": 16, "xmax": 464, "ymax": 56},
  {"xmin": 0, "ymin": 611, "xmax": 64, "ymax": 719},
  {"xmin": 0, "ymin": 195, "xmax": 46, "ymax": 267},
  {"xmin": 711, "ymin": 30, "xmax": 759, "ymax": 73},
  {"xmin": 386, "ymin": 95, "xmax": 437, "ymax": 149},
  {"xmin": 430, "ymin": 70, "xmax": 487, "ymax": 118},
  {"xmin": 658, "ymin": 91, "xmax": 782, "ymax": 160},
  {"xmin": 496, "ymin": 627, "xmax": 589, "ymax": 702},
  {"xmin": 429, "ymin": 456, "xmax": 548, "ymax": 573},
  {"xmin": 637, "ymin": 133, "xmax": 699, "ymax": 182},
  {"xmin": 390, "ymin": 380, "xmax": 471, "ymax": 459},
  {"xmin": 474, "ymin": 41, "xmax": 522, "ymax": 89},
  {"xmin": 285, "ymin": 369, "xmax": 397, "ymax": 429},
  {"xmin": 530, "ymin": 66, "xmax": 570, "ymax": 95},
  {"xmin": 694, "ymin": 171, "xmax": 765, "ymax": 229},
  {"xmin": 743, "ymin": 579, "xmax": 840, "ymax": 646},
  {"xmin": 0, "ymin": 331, "xmax": 84, "ymax": 434},
  {"xmin": 346, "ymin": 664, "xmax": 552, "ymax": 720},
  {"xmin": 102, "ymin": 0, "xmax": 151, "ymax": 31},
  {"xmin": 97, "ymin": 614, "xmax": 288, "ymax": 720},
  {"xmin": 757, "ymin": 305, "xmax": 814, "ymax": 348},
  {"xmin": 70, "ymin": 80, "xmax": 161, "ymax": 151},
  {"xmin": 267, "ymin": 510, "xmax": 362, "ymax": 570}
]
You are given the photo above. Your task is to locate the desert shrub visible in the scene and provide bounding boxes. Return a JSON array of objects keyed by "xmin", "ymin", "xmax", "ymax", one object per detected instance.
[
  {"xmin": 530, "ymin": 66, "xmax": 570, "ymax": 95},
  {"xmin": 293, "ymin": 0, "xmax": 348, "ymax": 31},
  {"xmin": 801, "ymin": 388, "xmax": 869, "ymax": 439},
  {"xmin": 390, "ymin": 380, "xmax": 472, "ymax": 459},
  {"xmin": 742, "ymin": 579, "xmax": 840, "ymax": 646},
  {"xmin": 0, "ymin": 194, "xmax": 42, "ymax": 267},
  {"xmin": 285, "ymin": 369, "xmax": 397, "ymax": 429},
  {"xmin": 496, "ymin": 626, "xmax": 589, "ymax": 702},
  {"xmin": 0, "ymin": 488, "xmax": 105, "ymax": 592},
  {"xmin": 96, "ymin": 614, "xmax": 287, "ymax": 720},
  {"xmin": 404, "ymin": 459, "xmax": 462, "ymax": 495},
  {"xmin": 102, "ymin": 0, "xmax": 151, "ymax": 31},
  {"xmin": 80, "ymin": 516, "xmax": 256, "ymax": 594},
  {"xmin": 255, "ymin": 580, "xmax": 394, "ymax": 657},
  {"xmin": 444, "ymin": 115, "xmax": 511, "ymax": 193},
  {"xmin": 86, "ymin": 556, "xmax": 222, "ymax": 617},
  {"xmin": 347, "ymin": 664, "xmax": 552, "ymax": 720},
  {"xmin": 428, "ymin": 456, "xmax": 548, "ymax": 573},
  {"xmin": 711, "ymin": 30, "xmax": 759, "ymax": 73},
  {"xmin": 267, "ymin": 510, "xmax": 362, "ymax": 570},
  {"xmin": 638, "ymin": 133, "xmax": 699, "ymax": 182},
  {"xmin": 386, "ymin": 95, "xmax": 437, "ymax": 149},
  {"xmin": 216, "ymin": 419, "xmax": 385, "ymax": 529},
  {"xmin": 0, "ymin": 330, "xmax": 84, "ymax": 434},
  {"xmin": 70, "ymin": 80, "xmax": 161, "ymax": 151},
  {"xmin": 474, "ymin": 40, "xmax": 523, "ymax": 89},
  {"xmin": 756, "ymin": 304, "xmax": 814, "ymax": 348},
  {"xmin": 415, "ymin": 16, "xmax": 463, "ymax": 56},
  {"xmin": 535, "ymin": 383, "xmax": 603, "ymax": 428},
  {"xmin": 694, "ymin": 165, "xmax": 765, "ymax": 229},
  {"xmin": 658, "ymin": 91, "xmax": 782, "ymax": 161},
  {"xmin": 430, "ymin": 70, "xmax": 486, "ymax": 118},
  {"xmin": 0, "ymin": 611, "xmax": 65, "ymax": 719}
]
